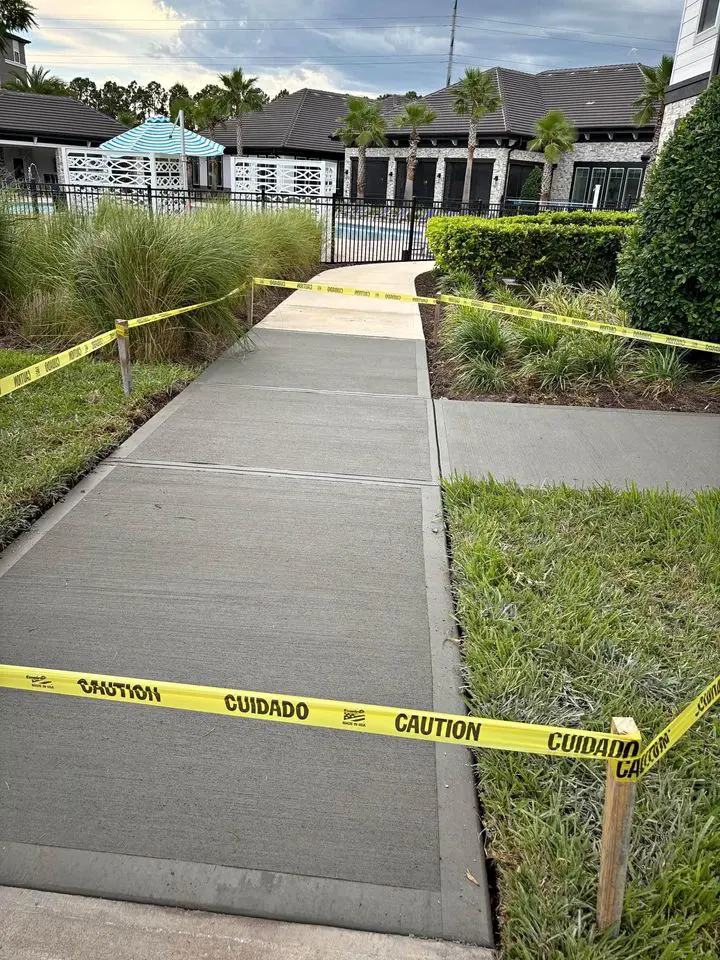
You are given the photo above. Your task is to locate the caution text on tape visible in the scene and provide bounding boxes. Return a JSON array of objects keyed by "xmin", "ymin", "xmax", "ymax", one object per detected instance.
[
  {"xmin": 0, "ymin": 329, "xmax": 117, "ymax": 398},
  {"xmin": 3, "ymin": 664, "xmax": 716, "ymax": 781},
  {"xmin": 1, "ymin": 663, "xmax": 642, "ymax": 765}
]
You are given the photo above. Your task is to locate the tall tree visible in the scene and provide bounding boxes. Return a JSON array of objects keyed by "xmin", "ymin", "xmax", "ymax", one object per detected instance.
[
  {"xmin": 0, "ymin": 0, "xmax": 35, "ymax": 36},
  {"xmin": 144, "ymin": 80, "xmax": 168, "ymax": 115},
  {"xmin": 2, "ymin": 64, "xmax": 67, "ymax": 95},
  {"xmin": 335, "ymin": 97, "xmax": 387, "ymax": 200},
  {"xmin": 273, "ymin": 88, "xmax": 290, "ymax": 100},
  {"xmin": 168, "ymin": 82, "xmax": 189, "ymax": 105},
  {"xmin": 394, "ymin": 101, "xmax": 437, "ymax": 201},
  {"xmin": 453, "ymin": 68, "xmax": 501, "ymax": 204},
  {"xmin": 633, "ymin": 55, "xmax": 674, "ymax": 160},
  {"xmin": 194, "ymin": 83, "xmax": 224, "ymax": 103},
  {"xmin": 217, "ymin": 67, "xmax": 266, "ymax": 155},
  {"xmin": 68, "ymin": 76, "xmax": 99, "ymax": 108},
  {"xmin": 170, "ymin": 94, "xmax": 224, "ymax": 133},
  {"xmin": 97, "ymin": 80, "xmax": 130, "ymax": 119},
  {"xmin": 528, "ymin": 109, "xmax": 577, "ymax": 203}
]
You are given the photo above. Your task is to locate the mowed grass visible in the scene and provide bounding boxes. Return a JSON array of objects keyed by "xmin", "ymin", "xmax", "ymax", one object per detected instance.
[
  {"xmin": 0, "ymin": 349, "xmax": 197, "ymax": 548},
  {"xmin": 443, "ymin": 478, "xmax": 720, "ymax": 960}
]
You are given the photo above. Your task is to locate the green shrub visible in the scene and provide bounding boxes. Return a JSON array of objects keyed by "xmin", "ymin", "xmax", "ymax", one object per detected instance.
[
  {"xmin": 518, "ymin": 166, "xmax": 541, "ymax": 201},
  {"xmin": 427, "ymin": 215, "xmax": 631, "ymax": 288},
  {"xmin": 442, "ymin": 305, "xmax": 512, "ymax": 363},
  {"xmin": 502, "ymin": 210, "xmax": 636, "ymax": 226},
  {"xmin": 617, "ymin": 77, "xmax": 720, "ymax": 343}
]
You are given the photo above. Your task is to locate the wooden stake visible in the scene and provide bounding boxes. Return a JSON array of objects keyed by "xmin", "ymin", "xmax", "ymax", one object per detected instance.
[
  {"xmin": 116, "ymin": 320, "xmax": 132, "ymax": 396},
  {"xmin": 245, "ymin": 280, "xmax": 255, "ymax": 328},
  {"xmin": 433, "ymin": 300, "xmax": 442, "ymax": 340},
  {"xmin": 597, "ymin": 717, "xmax": 639, "ymax": 936}
]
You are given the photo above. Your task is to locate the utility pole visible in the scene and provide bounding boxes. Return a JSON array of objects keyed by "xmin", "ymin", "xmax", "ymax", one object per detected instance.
[{"xmin": 446, "ymin": 0, "xmax": 458, "ymax": 87}]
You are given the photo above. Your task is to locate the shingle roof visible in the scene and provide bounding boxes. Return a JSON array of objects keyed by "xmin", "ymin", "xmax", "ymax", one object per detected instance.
[
  {"xmin": 0, "ymin": 90, "xmax": 127, "ymax": 142},
  {"xmin": 390, "ymin": 63, "xmax": 651, "ymax": 139},
  {"xmin": 537, "ymin": 64, "xmax": 647, "ymax": 129},
  {"xmin": 204, "ymin": 88, "xmax": 348, "ymax": 155}
]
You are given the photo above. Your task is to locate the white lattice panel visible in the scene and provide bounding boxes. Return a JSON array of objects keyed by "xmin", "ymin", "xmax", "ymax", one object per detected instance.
[
  {"xmin": 60, "ymin": 149, "xmax": 183, "ymax": 189},
  {"xmin": 232, "ymin": 157, "xmax": 336, "ymax": 197}
]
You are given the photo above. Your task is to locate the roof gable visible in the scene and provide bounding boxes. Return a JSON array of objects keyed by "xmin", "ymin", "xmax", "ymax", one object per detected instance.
[{"xmin": 205, "ymin": 88, "xmax": 348, "ymax": 155}]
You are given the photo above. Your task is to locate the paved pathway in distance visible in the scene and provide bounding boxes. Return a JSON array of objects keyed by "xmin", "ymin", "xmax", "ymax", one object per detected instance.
[
  {"xmin": 436, "ymin": 400, "xmax": 719, "ymax": 490},
  {"xmin": 0, "ymin": 262, "xmax": 494, "ymax": 952}
]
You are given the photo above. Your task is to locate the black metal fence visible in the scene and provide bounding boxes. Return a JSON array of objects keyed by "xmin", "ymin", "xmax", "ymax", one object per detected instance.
[{"xmin": 0, "ymin": 180, "xmax": 630, "ymax": 265}]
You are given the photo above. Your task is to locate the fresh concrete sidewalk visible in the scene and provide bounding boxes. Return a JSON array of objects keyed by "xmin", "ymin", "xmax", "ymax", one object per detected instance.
[
  {"xmin": 0, "ymin": 887, "xmax": 494, "ymax": 960},
  {"xmin": 436, "ymin": 400, "xmax": 720, "ymax": 491},
  {"xmin": 0, "ymin": 263, "xmax": 493, "ymax": 948}
]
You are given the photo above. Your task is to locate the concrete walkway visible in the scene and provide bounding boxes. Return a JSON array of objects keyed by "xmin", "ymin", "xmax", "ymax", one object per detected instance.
[
  {"xmin": 0, "ymin": 262, "xmax": 494, "ymax": 953},
  {"xmin": 436, "ymin": 400, "xmax": 719, "ymax": 490}
]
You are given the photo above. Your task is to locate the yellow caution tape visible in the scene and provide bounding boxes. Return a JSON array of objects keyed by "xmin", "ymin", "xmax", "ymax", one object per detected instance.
[
  {"xmin": 2, "ymin": 664, "xmax": 715, "ymax": 782},
  {"xmin": 1, "ymin": 287, "xmax": 244, "ymax": 398},
  {"xmin": 127, "ymin": 286, "xmax": 242, "ymax": 329},
  {"xmin": 0, "ymin": 662, "xmax": 642, "ymax": 768},
  {"xmin": 438, "ymin": 294, "xmax": 720, "ymax": 355},
  {"xmin": 0, "ymin": 329, "xmax": 118, "ymax": 399},
  {"xmin": 253, "ymin": 277, "xmax": 437, "ymax": 305},
  {"xmin": 613, "ymin": 673, "xmax": 720, "ymax": 782}
]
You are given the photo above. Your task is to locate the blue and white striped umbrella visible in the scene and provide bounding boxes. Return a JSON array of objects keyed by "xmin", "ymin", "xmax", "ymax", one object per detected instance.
[{"xmin": 99, "ymin": 114, "xmax": 224, "ymax": 156}]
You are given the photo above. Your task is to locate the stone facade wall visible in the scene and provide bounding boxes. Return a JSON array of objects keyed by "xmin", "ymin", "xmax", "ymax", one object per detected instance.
[
  {"xmin": 549, "ymin": 141, "xmax": 648, "ymax": 201},
  {"xmin": 658, "ymin": 96, "xmax": 698, "ymax": 150},
  {"xmin": 343, "ymin": 145, "xmax": 540, "ymax": 204},
  {"xmin": 346, "ymin": 141, "xmax": 648, "ymax": 203}
]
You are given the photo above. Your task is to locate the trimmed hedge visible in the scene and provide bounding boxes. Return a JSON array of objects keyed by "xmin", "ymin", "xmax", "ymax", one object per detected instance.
[
  {"xmin": 426, "ymin": 214, "xmax": 633, "ymax": 287},
  {"xmin": 498, "ymin": 210, "xmax": 636, "ymax": 226},
  {"xmin": 617, "ymin": 77, "xmax": 720, "ymax": 343}
]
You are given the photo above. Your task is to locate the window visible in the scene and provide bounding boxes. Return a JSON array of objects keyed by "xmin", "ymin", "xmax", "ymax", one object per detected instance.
[
  {"xmin": 190, "ymin": 157, "xmax": 200, "ymax": 187},
  {"xmin": 588, "ymin": 167, "xmax": 608, "ymax": 205},
  {"xmin": 570, "ymin": 167, "xmax": 590, "ymax": 204},
  {"xmin": 621, "ymin": 169, "xmax": 643, "ymax": 208},
  {"xmin": 569, "ymin": 164, "xmax": 645, "ymax": 208},
  {"xmin": 13, "ymin": 158, "xmax": 24, "ymax": 180},
  {"xmin": 12, "ymin": 39, "xmax": 21, "ymax": 63},
  {"xmin": 605, "ymin": 168, "xmax": 625, "ymax": 207},
  {"xmin": 698, "ymin": 0, "xmax": 719, "ymax": 33}
]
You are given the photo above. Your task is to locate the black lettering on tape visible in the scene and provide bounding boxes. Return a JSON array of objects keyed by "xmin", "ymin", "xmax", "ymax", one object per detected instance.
[
  {"xmin": 13, "ymin": 370, "xmax": 32, "ymax": 387},
  {"xmin": 76, "ymin": 677, "xmax": 160, "ymax": 703}
]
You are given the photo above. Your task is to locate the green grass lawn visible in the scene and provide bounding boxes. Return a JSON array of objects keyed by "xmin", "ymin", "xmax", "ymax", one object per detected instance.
[
  {"xmin": 0, "ymin": 349, "xmax": 197, "ymax": 548},
  {"xmin": 443, "ymin": 478, "xmax": 720, "ymax": 960}
]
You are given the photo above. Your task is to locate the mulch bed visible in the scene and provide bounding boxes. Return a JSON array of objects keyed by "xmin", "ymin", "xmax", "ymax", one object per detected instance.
[{"xmin": 415, "ymin": 270, "xmax": 720, "ymax": 413}]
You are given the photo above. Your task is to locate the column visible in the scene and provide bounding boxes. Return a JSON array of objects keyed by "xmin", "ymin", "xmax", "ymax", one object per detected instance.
[
  {"xmin": 433, "ymin": 155, "xmax": 446, "ymax": 202},
  {"xmin": 386, "ymin": 155, "xmax": 396, "ymax": 201}
]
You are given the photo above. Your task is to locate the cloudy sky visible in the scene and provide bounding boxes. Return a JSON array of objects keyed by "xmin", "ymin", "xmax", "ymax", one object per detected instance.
[{"xmin": 27, "ymin": 0, "xmax": 682, "ymax": 98}]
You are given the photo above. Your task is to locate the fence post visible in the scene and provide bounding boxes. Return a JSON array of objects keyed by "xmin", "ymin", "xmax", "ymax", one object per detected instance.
[
  {"xmin": 596, "ymin": 717, "xmax": 639, "ymax": 937},
  {"xmin": 260, "ymin": 185, "xmax": 267, "ymax": 211},
  {"xmin": 403, "ymin": 196, "xmax": 418, "ymax": 262},
  {"xmin": 146, "ymin": 183, "xmax": 153, "ymax": 215},
  {"xmin": 329, "ymin": 193, "xmax": 337, "ymax": 264},
  {"xmin": 115, "ymin": 320, "xmax": 132, "ymax": 396},
  {"xmin": 245, "ymin": 280, "xmax": 255, "ymax": 328}
]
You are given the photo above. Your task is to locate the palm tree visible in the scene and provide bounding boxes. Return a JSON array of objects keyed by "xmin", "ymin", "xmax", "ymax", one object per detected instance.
[
  {"xmin": 335, "ymin": 97, "xmax": 387, "ymax": 200},
  {"xmin": 453, "ymin": 68, "xmax": 501, "ymax": 205},
  {"xmin": 217, "ymin": 68, "xmax": 267, "ymax": 156},
  {"xmin": 0, "ymin": 0, "xmax": 36, "ymax": 36},
  {"xmin": 394, "ymin": 102, "xmax": 437, "ymax": 201},
  {"xmin": 633, "ymin": 55, "xmax": 673, "ymax": 159},
  {"xmin": 528, "ymin": 110, "xmax": 577, "ymax": 203},
  {"xmin": 2, "ymin": 65, "xmax": 67, "ymax": 96}
]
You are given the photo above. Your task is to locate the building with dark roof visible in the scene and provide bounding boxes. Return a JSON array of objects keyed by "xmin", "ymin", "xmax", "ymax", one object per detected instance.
[
  {"xmin": 341, "ymin": 64, "xmax": 655, "ymax": 208},
  {"xmin": 0, "ymin": 32, "xmax": 29, "ymax": 85},
  {"xmin": 659, "ymin": 0, "xmax": 719, "ymax": 148},
  {"xmin": 0, "ymin": 90, "xmax": 127, "ymax": 183}
]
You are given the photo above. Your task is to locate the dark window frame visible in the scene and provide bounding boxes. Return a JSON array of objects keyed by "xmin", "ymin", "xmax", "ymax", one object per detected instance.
[
  {"xmin": 569, "ymin": 162, "xmax": 645, "ymax": 209},
  {"xmin": 698, "ymin": 0, "xmax": 719, "ymax": 34}
]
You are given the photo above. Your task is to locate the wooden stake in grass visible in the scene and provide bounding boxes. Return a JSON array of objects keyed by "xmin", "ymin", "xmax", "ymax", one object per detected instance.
[
  {"xmin": 433, "ymin": 300, "xmax": 442, "ymax": 340},
  {"xmin": 597, "ymin": 716, "xmax": 639, "ymax": 936},
  {"xmin": 246, "ymin": 280, "xmax": 255, "ymax": 328},
  {"xmin": 115, "ymin": 320, "xmax": 132, "ymax": 396}
]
